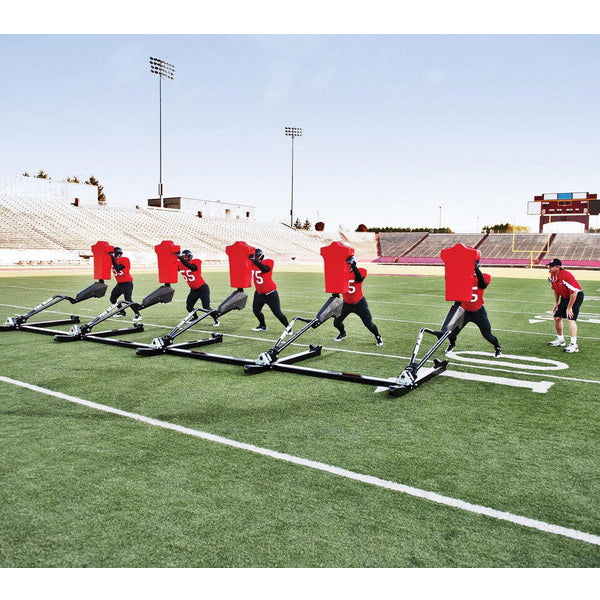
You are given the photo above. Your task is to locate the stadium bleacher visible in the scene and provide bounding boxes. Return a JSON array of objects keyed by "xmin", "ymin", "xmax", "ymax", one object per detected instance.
[
  {"xmin": 546, "ymin": 233, "xmax": 600, "ymax": 262},
  {"xmin": 1, "ymin": 191, "xmax": 599, "ymax": 268},
  {"xmin": 0, "ymin": 193, "xmax": 351, "ymax": 265}
]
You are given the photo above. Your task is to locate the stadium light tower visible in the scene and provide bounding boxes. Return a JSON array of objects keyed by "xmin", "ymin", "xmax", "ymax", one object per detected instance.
[
  {"xmin": 285, "ymin": 126, "xmax": 302, "ymax": 228},
  {"xmin": 149, "ymin": 57, "xmax": 175, "ymax": 207}
]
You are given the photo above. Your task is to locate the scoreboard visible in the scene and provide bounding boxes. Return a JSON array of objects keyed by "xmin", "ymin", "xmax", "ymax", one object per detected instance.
[
  {"xmin": 531, "ymin": 192, "xmax": 600, "ymax": 215},
  {"xmin": 528, "ymin": 192, "xmax": 599, "ymax": 232}
]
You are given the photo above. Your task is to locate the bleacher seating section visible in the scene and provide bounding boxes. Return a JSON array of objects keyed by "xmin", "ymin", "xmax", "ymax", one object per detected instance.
[
  {"xmin": 545, "ymin": 233, "xmax": 600, "ymax": 262},
  {"xmin": 376, "ymin": 230, "xmax": 600, "ymax": 267},
  {"xmin": 1, "ymin": 192, "xmax": 599, "ymax": 268},
  {"xmin": 0, "ymin": 193, "xmax": 378, "ymax": 265}
]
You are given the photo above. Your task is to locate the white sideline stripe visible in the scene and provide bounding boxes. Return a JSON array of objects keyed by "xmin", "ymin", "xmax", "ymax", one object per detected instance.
[{"xmin": 2, "ymin": 375, "xmax": 599, "ymax": 548}]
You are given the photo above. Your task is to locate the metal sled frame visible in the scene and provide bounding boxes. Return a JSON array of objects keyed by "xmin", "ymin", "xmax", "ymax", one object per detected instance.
[
  {"xmin": 135, "ymin": 308, "xmax": 223, "ymax": 356},
  {"xmin": 0, "ymin": 281, "xmax": 108, "ymax": 336},
  {"xmin": 242, "ymin": 326, "xmax": 449, "ymax": 397},
  {"xmin": 382, "ymin": 305, "xmax": 465, "ymax": 395},
  {"xmin": 135, "ymin": 289, "xmax": 248, "ymax": 357},
  {"xmin": 243, "ymin": 315, "xmax": 324, "ymax": 375},
  {"xmin": 52, "ymin": 300, "xmax": 145, "ymax": 344},
  {"xmin": 242, "ymin": 302, "xmax": 462, "ymax": 397},
  {"xmin": 243, "ymin": 295, "xmax": 346, "ymax": 376},
  {"xmin": 53, "ymin": 284, "xmax": 175, "ymax": 345}
]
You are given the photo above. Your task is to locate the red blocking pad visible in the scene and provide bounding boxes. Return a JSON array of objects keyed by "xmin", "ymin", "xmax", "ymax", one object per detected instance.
[
  {"xmin": 91, "ymin": 241, "xmax": 114, "ymax": 280},
  {"xmin": 155, "ymin": 240, "xmax": 181, "ymax": 284},
  {"xmin": 226, "ymin": 241, "xmax": 255, "ymax": 289},
  {"xmin": 440, "ymin": 243, "xmax": 481, "ymax": 302},
  {"xmin": 320, "ymin": 241, "xmax": 355, "ymax": 294}
]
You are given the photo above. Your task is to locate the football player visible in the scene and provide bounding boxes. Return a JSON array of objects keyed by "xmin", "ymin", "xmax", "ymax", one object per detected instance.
[
  {"xmin": 248, "ymin": 248, "xmax": 289, "ymax": 332},
  {"xmin": 177, "ymin": 249, "xmax": 220, "ymax": 326},
  {"xmin": 333, "ymin": 256, "xmax": 383, "ymax": 346},
  {"xmin": 109, "ymin": 246, "xmax": 142, "ymax": 321}
]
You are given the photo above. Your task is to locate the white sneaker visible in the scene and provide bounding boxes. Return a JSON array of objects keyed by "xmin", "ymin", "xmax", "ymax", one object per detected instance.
[
  {"xmin": 132, "ymin": 314, "xmax": 143, "ymax": 322},
  {"xmin": 564, "ymin": 343, "xmax": 579, "ymax": 353},
  {"xmin": 547, "ymin": 338, "xmax": 566, "ymax": 347}
]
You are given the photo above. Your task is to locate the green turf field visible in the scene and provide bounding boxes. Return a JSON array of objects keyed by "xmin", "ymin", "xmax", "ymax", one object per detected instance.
[{"xmin": 0, "ymin": 269, "xmax": 599, "ymax": 567}]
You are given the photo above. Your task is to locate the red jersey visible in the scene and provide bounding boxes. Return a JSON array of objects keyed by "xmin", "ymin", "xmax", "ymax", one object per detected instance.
[
  {"xmin": 342, "ymin": 267, "xmax": 367, "ymax": 305},
  {"xmin": 549, "ymin": 269, "xmax": 582, "ymax": 298},
  {"xmin": 178, "ymin": 258, "xmax": 206, "ymax": 290},
  {"xmin": 460, "ymin": 272, "xmax": 491, "ymax": 312},
  {"xmin": 113, "ymin": 256, "xmax": 132, "ymax": 283},
  {"xmin": 251, "ymin": 259, "xmax": 277, "ymax": 294}
]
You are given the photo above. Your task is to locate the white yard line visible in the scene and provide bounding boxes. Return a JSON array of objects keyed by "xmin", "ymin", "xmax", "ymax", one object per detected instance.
[{"xmin": 1, "ymin": 375, "xmax": 598, "ymax": 548}]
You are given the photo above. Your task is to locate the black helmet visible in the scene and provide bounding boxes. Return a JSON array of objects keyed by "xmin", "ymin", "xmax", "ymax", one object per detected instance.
[
  {"xmin": 254, "ymin": 248, "xmax": 264, "ymax": 261},
  {"xmin": 113, "ymin": 247, "xmax": 123, "ymax": 256},
  {"xmin": 181, "ymin": 249, "xmax": 193, "ymax": 259}
]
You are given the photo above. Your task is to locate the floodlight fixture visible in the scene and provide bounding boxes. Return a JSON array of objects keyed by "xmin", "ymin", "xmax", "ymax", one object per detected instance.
[
  {"xmin": 149, "ymin": 57, "xmax": 176, "ymax": 204},
  {"xmin": 150, "ymin": 57, "xmax": 175, "ymax": 79},
  {"xmin": 285, "ymin": 127, "xmax": 303, "ymax": 138},
  {"xmin": 285, "ymin": 126, "xmax": 302, "ymax": 227}
]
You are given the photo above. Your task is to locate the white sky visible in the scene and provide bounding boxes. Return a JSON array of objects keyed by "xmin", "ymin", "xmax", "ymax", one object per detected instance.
[{"xmin": 2, "ymin": 3, "xmax": 600, "ymax": 233}]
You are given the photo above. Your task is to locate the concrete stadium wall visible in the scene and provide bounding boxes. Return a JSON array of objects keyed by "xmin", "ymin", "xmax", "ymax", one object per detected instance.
[{"xmin": 0, "ymin": 248, "xmax": 229, "ymax": 268}]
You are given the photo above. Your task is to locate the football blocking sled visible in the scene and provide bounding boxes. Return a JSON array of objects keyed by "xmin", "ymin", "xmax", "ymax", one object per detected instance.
[
  {"xmin": 136, "ymin": 241, "xmax": 255, "ymax": 362},
  {"xmin": 0, "ymin": 281, "xmax": 108, "ymax": 335},
  {"xmin": 243, "ymin": 242, "xmax": 477, "ymax": 396},
  {"xmin": 53, "ymin": 241, "xmax": 177, "ymax": 346},
  {"xmin": 0, "ymin": 241, "xmax": 112, "ymax": 335},
  {"xmin": 243, "ymin": 294, "xmax": 343, "ymax": 374},
  {"xmin": 243, "ymin": 242, "xmax": 356, "ymax": 375},
  {"xmin": 135, "ymin": 290, "xmax": 248, "ymax": 356}
]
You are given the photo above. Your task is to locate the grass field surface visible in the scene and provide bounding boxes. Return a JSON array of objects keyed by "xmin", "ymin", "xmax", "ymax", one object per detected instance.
[{"xmin": 0, "ymin": 266, "xmax": 599, "ymax": 570}]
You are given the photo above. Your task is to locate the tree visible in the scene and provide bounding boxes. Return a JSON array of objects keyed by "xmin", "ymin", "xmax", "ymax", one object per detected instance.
[
  {"xmin": 35, "ymin": 170, "xmax": 50, "ymax": 180},
  {"xmin": 482, "ymin": 223, "xmax": 530, "ymax": 233},
  {"xmin": 85, "ymin": 175, "xmax": 106, "ymax": 205},
  {"xmin": 293, "ymin": 217, "xmax": 302, "ymax": 229},
  {"xmin": 362, "ymin": 226, "xmax": 454, "ymax": 233},
  {"xmin": 302, "ymin": 219, "xmax": 311, "ymax": 231},
  {"xmin": 22, "ymin": 172, "xmax": 30, "ymax": 177},
  {"xmin": 66, "ymin": 176, "xmax": 81, "ymax": 184}
]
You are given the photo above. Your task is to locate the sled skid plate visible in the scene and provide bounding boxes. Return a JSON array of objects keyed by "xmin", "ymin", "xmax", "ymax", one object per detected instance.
[
  {"xmin": 54, "ymin": 323, "xmax": 144, "ymax": 342},
  {"xmin": 169, "ymin": 333, "xmax": 223, "ymax": 350},
  {"xmin": 163, "ymin": 347, "xmax": 255, "ymax": 366},
  {"xmin": 76, "ymin": 335, "xmax": 152, "ymax": 349},
  {"xmin": 135, "ymin": 333, "xmax": 223, "ymax": 356},
  {"xmin": 244, "ymin": 345, "xmax": 323, "ymax": 375},
  {"xmin": 387, "ymin": 359, "xmax": 448, "ymax": 397},
  {"xmin": 1, "ymin": 316, "xmax": 80, "ymax": 333}
]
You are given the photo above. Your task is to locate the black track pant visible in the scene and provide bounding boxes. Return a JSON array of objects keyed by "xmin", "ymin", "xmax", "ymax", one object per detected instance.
[
  {"xmin": 110, "ymin": 281, "xmax": 140, "ymax": 317},
  {"xmin": 186, "ymin": 283, "xmax": 211, "ymax": 313},
  {"xmin": 110, "ymin": 281, "xmax": 134, "ymax": 304},
  {"xmin": 333, "ymin": 297, "xmax": 380, "ymax": 337},
  {"xmin": 448, "ymin": 306, "xmax": 499, "ymax": 348},
  {"xmin": 253, "ymin": 290, "xmax": 288, "ymax": 328},
  {"xmin": 186, "ymin": 283, "xmax": 218, "ymax": 323}
]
